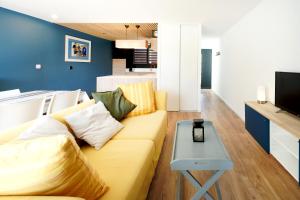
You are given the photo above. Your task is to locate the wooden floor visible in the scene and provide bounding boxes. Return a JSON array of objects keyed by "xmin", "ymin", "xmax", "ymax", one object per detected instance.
[{"xmin": 147, "ymin": 90, "xmax": 300, "ymax": 200}]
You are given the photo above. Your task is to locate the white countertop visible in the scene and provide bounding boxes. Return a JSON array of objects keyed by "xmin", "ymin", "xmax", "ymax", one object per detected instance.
[
  {"xmin": 100, "ymin": 73, "xmax": 156, "ymax": 78},
  {"xmin": 97, "ymin": 74, "xmax": 157, "ymax": 92}
]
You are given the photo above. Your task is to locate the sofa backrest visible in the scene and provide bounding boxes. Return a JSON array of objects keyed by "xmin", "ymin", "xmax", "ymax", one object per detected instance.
[
  {"xmin": 154, "ymin": 91, "xmax": 167, "ymax": 111},
  {"xmin": 0, "ymin": 91, "xmax": 166, "ymax": 144}
]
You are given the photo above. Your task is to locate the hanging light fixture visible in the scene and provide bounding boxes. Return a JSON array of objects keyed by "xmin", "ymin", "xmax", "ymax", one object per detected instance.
[{"xmin": 115, "ymin": 25, "xmax": 148, "ymax": 49}]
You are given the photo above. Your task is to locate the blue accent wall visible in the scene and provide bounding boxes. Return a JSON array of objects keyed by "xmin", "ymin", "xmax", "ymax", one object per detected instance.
[{"xmin": 0, "ymin": 7, "xmax": 112, "ymax": 95}]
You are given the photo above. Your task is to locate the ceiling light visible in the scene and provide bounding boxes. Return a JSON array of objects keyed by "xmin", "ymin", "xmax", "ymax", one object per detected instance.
[
  {"xmin": 152, "ymin": 30, "xmax": 158, "ymax": 38},
  {"xmin": 116, "ymin": 40, "xmax": 148, "ymax": 49},
  {"xmin": 115, "ymin": 25, "xmax": 148, "ymax": 49}
]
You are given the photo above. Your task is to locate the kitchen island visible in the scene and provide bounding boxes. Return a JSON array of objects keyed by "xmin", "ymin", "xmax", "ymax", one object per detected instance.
[{"xmin": 96, "ymin": 73, "xmax": 157, "ymax": 92}]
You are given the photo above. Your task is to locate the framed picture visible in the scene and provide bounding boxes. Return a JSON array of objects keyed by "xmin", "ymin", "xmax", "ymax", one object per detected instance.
[{"xmin": 65, "ymin": 35, "xmax": 91, "ymax": 62}]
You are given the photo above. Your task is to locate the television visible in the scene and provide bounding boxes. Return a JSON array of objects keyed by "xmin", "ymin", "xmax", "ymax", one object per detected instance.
[{"xmin": 275, "ymin": 72, "xmax": 300, "ymax": 116}]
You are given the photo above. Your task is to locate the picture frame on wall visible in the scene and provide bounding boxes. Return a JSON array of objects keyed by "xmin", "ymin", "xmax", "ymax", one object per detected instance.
[{"xmin": 65, "ymin": 35, "xmax": 91, "ymax": 62}]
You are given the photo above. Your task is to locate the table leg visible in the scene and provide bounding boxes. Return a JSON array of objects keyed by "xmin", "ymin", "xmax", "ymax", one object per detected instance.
[
  {"xmin": 191, "ymin": 170, "xmax": 225, "ymax": 200},
  {"xmin": 215, "ymin": 180, "xmax": 222, "ymax": 200},
  {"xmin": 178, "ymin": 171, "xmax": 214, "ymax": 200},
  {"xmin": 178, "ymin": 170, "xmax": 225, "ymax": 200},
  {"xmin": 176, "ymin": 172, "xmax": 183, "ymax": 200}
]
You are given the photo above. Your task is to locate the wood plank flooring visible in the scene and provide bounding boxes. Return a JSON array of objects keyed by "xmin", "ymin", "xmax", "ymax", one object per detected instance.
[{"xmin": 147, "ymin": 90, "xmax": 300, "ymax": 200}]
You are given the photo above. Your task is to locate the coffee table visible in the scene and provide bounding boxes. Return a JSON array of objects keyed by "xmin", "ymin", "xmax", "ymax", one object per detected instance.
[{"xmin": 170, "ymin": 120, "xmax": 233, "ymax": 200}]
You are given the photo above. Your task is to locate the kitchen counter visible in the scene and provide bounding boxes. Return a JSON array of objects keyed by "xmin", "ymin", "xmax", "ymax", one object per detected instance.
[{"xmin": 96, "ymin": 74, "xmax": 157, "ymax": 92}]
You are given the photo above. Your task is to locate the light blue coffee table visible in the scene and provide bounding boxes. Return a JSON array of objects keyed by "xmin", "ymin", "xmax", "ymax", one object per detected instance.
[{"xmin": 170, "ymin": 121, "xmax": 233, "ymax": 200}]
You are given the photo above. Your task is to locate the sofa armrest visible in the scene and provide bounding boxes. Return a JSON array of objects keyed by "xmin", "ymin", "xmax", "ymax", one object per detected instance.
[
  {"xmin": 155, "ymin": 91, "xmax": 167, "ymax": 111},
  {"xmin": 0, "ymin": 197, "xmax": 84, "ymax": 200}
]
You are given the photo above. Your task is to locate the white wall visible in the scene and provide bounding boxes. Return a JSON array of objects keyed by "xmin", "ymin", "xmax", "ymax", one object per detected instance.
[{"xmin": 214, "ymin": 0, "xmax": 300, "ymax": 120}]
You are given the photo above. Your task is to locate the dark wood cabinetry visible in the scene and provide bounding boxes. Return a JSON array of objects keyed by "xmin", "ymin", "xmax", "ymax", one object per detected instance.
[{"xmin": 112, "ymin": 42, "xmax": 157, "ymax": 69}]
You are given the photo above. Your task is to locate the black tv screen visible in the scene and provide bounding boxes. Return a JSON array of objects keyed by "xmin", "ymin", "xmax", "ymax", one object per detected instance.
[{"xmin": 275, "ymin": 72, "xmax": 300, "ymax": 116}]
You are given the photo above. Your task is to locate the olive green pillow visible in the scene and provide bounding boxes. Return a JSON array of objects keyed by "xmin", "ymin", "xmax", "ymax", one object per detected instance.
[{"xmin": 92, "ymin": 88, "xmax": 136, "ymax": 121}]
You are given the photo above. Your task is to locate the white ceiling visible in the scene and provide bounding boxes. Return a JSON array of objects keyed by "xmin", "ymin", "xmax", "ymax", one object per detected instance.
[{"xmin": 0, "ymin": 0, "xmax": 262, "ymax": 37}]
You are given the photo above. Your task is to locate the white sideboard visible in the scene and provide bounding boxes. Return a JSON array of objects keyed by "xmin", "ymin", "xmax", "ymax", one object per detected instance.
[
  {"xmin": 245, "ymin": 101, "xmax": 300, "ymax": 184},
  {"xmin": 97, "ymin": 75, "xmax": 157, "ymax": 92},
  {"xmin": 270, "ymin": 122, "xmax": 299, "ymax": 181}
]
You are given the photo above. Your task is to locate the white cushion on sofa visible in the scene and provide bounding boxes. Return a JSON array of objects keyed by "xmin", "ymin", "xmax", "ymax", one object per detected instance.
[
  {"xmin": 19, "ymin": 116, "xmax": 74, "ymax": 140},
  {"xmin": 65, "ymin": 101, "xmax": 124, "ymax": 150}
]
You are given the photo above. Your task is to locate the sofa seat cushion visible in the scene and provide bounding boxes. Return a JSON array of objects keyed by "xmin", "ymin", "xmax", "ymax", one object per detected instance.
[
  {"xmin": 81, "ymin": 140, "xmax": 155, "ymax": 200},
  {"xmin": 113, "ymin": 110, "xmax": 167, "ymax": 164}
]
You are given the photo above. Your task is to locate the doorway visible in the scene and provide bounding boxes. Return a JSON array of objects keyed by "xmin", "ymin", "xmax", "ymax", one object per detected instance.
[{"xmin": 201, "ymin": 49, "xmax": 212, "ymax": 89}]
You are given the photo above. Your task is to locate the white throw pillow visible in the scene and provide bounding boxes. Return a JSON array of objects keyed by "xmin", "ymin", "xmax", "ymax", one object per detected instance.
[
  {"xmin": 64, "ymin": 101, "xmax": 124, "ymax": 150},
  {"xmin": 19, "ymin": 116, "xmax": 74, "ymax": 140}
]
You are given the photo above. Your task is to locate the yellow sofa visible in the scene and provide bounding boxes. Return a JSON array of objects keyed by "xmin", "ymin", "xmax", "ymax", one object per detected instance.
[{"xmin": 0, "ymin": 91, "xmax": 167, "ymax": 200}]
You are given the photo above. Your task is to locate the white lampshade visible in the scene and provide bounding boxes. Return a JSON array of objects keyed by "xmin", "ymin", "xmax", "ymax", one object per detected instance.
[
  {"xmin": 257, "ymin": 86, "xmax": 267, "ymax": 104},
  {"xmin": 115, "ymin": 40, "xmax": 148, "ymax": 49}
]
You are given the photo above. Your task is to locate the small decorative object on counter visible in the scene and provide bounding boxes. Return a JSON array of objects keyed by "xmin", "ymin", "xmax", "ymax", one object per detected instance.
[
  {"xmin": 193, "ymin": 119, "xmax": 205, "ymax": 142},
  {"xmin": 257, "ymin": 86, "xmax": 267, "ymax": 104}
]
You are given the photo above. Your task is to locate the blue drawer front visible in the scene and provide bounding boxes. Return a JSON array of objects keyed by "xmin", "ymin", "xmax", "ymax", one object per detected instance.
[{"xmin": 245, "ymin": 104, "xmax": 270, "ymax": 153}]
